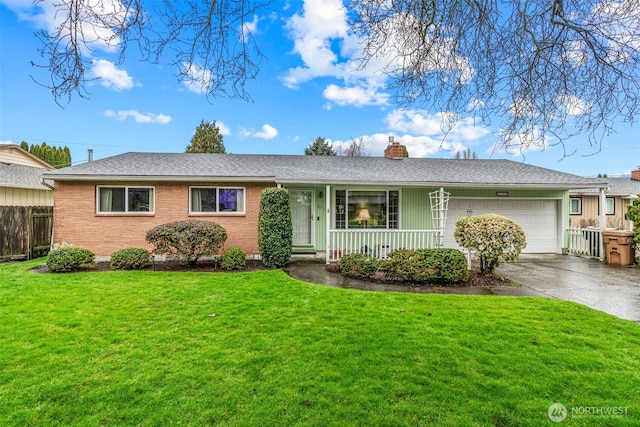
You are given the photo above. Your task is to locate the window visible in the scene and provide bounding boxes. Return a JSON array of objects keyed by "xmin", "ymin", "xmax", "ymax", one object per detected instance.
[
  {"xmin": 335, "ymin": 190, "xmax": 399, "ymax": 229},
  {"xmin": 97, "ymin": 186, "xmax": 154, "ymax": 213},
  {"xmin": 190, "ymin": 187, "xmax": 245, "ymax": 213},
  {"xmin": 606, "ymin": 197, "xmax": 615, "ymax": 215},
  {"xmin": 569, "ymin": 197, "xmax": 582, "ymax": 215}
]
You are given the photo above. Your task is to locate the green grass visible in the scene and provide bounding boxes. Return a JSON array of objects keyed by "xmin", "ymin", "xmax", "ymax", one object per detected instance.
[{"xmin": 1, "ymin": 259, "xmax": 640, "ymax": 426}]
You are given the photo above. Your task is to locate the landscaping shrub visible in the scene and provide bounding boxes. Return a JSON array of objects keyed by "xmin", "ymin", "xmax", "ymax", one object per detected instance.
[
  {"xmin": 220, "ymin": 246, "xmax": 247, "ymax": 270},
  {"xmin": 258, "ymin": 188, "xmax": 292, "ymax": 268},
  {"xmin": 110, "ymin": 248, "xmax": 151, "ymax": 270},
  {"xmin": 146, "ymin": 220, "xmax": 227, "ymax": 266},
  {"xmin": 47, "ymin": 246, "xmax": 95, "ymax": 272},
  {"xmin": 626, "ymin": 197, "xmax": 640, "ymax": 264},
  {"xmin": 379, "ymin": 248, "xmax": 469, "ymax": 284},
  {"xmin": 454, "ymin": 214, "xmax": 526, "ymax": 274},
  {"xmin": 339, "ymin": 253, "xmax": 379, "ymax": 279}
]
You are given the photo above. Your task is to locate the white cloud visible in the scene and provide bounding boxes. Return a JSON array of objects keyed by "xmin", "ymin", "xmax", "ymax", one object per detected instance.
[
  {"xmin": 558, "ymin": 94, "xmax": 591, "ymax": 116},
  {"xmin": 254, "ymin": 124, "xmax": 278, "ymax": 140},
  {"xmin": 89, "ymin": 59, "xmax": 134, "ymax": 91},
  {"xmin": 216, "ymin": 121, "xmax": 231, "ymax": 136},
  {"xmin": 385, "ymin": 109, "xmax": 490, "ymax": 142},
  {"xmin": 181, "ymin": 62, "xmax": 213, "ymax": 94},
  {"xmin": 242, "ymin": 14, "xmax": 259, "ymax": 39},
  {"xmin": 3, "ymin": 0, "xmax": 126, "ymax": 54},
  {"xmin": 323, "ymin": 84, "xmax": 389, "ymax": 108},
  {"xmin": 240, "ymin": 124, "xmax": 278, "ymax": 140},
  {"xmin": 104, "ymin": 109, "xmax": 171, "ymax": 124},
  {"xmin": 490, "ymin": 129, "xmax": 548, "ymax": 156}
]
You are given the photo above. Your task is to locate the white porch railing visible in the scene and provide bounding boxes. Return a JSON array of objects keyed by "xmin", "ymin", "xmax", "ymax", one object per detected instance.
[
  {"xmin": 329, "ymin": 229, "xmax": 441, "ymax": 261},
  {"xmin": 567, "ymin": 227, "xmax": 601, "ymax": 258}
]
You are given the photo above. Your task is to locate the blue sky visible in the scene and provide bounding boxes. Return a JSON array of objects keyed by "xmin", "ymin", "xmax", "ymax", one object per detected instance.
[{"xmin": 1, "ymin": 0, "xmax": 638, "ymax": 176}]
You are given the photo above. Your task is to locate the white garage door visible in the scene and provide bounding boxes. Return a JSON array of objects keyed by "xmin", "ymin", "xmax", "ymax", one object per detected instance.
[{"xmin": 444, "ymin": 199, "xmax": 559, "ymax": 253}]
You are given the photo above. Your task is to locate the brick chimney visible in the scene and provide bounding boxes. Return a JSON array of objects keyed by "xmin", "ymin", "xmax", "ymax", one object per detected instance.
[
  {"xmin": 384, "ymin": 136, "xmax": 406, "ymax": 159},
  {"xmin": 632, "ymin": 169, "xmax": 640, "ymax": 181}
]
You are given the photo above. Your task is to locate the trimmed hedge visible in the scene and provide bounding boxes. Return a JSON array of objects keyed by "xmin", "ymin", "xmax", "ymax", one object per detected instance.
[
  {"xmin": 146, "ymin": 220, "xmax": 227, "ymax": 266},
  {"xmin": 110, "ymin": 248, "xmax": 152, "ymax": 270},
  {"xmin": 339, "ymin": 253, "xmax": 380, "ymax": 278},
  {"xmin": 220, "ymin": 246, "xmax": 247, "ymax": 270},
  {"xmin": 47, "ymin": 247, "xmax": 95, "ymax": 272},
  {"xmin": 340, "ymin": 248, "xmax": 469, "ymax": 284},
  {"xmin": 258, "ymin": 188, "xmax": 293, "ymax": 268}
]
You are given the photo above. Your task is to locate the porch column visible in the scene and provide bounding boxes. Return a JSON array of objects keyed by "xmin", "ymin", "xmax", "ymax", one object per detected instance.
[
  {"xmin": 599, "ymin": 187, "xmax": 606, "ymax": 261},
  {"xmin": 325, "ymin": 184, "xmax": 331, "ymax": 264},
  {"xmin": 439, "ymin": 187, "xmax": 445, "ymax": 247}
]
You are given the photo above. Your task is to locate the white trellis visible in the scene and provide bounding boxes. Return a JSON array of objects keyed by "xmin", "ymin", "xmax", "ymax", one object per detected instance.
[{"xmin": 429, "ymin": 188, "xmax": 450, "ymax": 247}]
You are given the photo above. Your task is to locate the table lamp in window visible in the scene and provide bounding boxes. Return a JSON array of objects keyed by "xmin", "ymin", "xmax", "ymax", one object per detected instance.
[{"xmin": 358, "ymin": 208, "xmax": 371, "ymax": 228}]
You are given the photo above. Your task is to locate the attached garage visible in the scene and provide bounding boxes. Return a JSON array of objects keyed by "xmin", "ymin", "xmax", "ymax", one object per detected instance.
[{"xmin": 444, "ymin": 198, "xmax": 560, "ymax": 253}]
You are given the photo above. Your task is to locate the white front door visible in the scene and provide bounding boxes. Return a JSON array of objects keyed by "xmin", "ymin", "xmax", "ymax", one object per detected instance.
[{"xmin": 290, "ymin": 189, "xmax": 314, "ymax": 246}]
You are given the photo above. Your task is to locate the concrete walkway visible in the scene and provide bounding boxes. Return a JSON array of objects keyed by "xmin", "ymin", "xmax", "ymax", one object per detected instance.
[{"xmin": 285, "ymin": 254, "xmax": 640, "ymax": 322}]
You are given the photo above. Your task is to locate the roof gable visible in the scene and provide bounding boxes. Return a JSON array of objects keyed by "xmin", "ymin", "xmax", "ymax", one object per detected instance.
[{"xmin": 0, "ymin": 144, "xmax": 55, "ymax": 169}]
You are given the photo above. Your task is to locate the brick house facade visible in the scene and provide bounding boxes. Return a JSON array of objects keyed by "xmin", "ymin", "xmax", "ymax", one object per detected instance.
[{"xmin": 52, "ymin": 180, "xmax": 272, "ymax": 257}]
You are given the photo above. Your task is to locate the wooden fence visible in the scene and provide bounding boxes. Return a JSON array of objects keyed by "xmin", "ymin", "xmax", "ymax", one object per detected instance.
[{"xmin": 0, "ymin": 206, "xmax": 53, "ymax": 260}]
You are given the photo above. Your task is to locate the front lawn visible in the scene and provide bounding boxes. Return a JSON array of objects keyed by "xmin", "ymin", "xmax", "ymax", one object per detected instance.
[{"xmin": 1, "ymin": 259, "xmax": 639, "ymax": 426}]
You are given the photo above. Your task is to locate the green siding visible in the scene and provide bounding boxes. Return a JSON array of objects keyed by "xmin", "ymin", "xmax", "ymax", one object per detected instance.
[{"xmin": 292, "ymin": 185, "xmax": 570, "ymax": 251}]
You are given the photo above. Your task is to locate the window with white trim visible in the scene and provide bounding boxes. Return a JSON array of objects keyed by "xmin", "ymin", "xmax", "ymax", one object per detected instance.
[
  {"xmin": 606, "ymin": 197, "xmax": 615, "ymax": 215},
  {"xmin": 97, "ymin": 186, "xmax": 154, "ymax": 213},
  {"xmin": 190, "ymin": 187, "xmax": 245, "ymax": 213},
  {"xmin": 569, "ymin": 197, "xmax": 582, "ymax": 215},
  {"xmin": 335, "ymin": 190, "xmax": 399, "ymax": 229}
]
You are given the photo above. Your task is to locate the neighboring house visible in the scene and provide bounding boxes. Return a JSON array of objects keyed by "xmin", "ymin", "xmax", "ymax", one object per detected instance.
[
  {"xmin": 42, "ymin": 142, "xmax": 605, "ymax": 262},
  {"xmin": 0, "ymin": 144, "xmax": 54, "ymax": 206},
  {"xmin": 569, "ymin": 170, "xmax": 640, "ymax": 231},
  {"xmin": 0, "ymin": 144, "xmax": 55, "ymax": 260}
]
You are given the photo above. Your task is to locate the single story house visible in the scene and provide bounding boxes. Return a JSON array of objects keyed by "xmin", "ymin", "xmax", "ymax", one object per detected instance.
[
  {"xmin": 569, "ymin": 171, "xmax": 640, "ymax": 231},
  {"xmin": 42, "ymin": 142, "xmax": 607, "ymax": 262},
  {"xmin": 0, "ymin": 144, "xmax": 54, "ymax": 206}
]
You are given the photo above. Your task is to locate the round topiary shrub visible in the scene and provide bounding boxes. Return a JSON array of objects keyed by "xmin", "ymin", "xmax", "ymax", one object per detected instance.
[
  {"xmin": 110, "ymin": 248, "xmax": 152, "ymax": 270},
  {"xmin": 220, "ymin": 246, "xmax": 247, "ymax": 270},
  {"xmin": 339, "ymin": 253, "xmax": 379, "ymax": 279},
  {"xmin": 47, "ymin": 247, "xmax": 95, "ymax": 272},
  {"xmin": 454, "ymin": 214, "xmax": 527, "ymax": 274}
]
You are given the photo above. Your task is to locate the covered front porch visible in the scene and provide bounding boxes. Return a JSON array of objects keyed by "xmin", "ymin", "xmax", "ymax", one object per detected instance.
[{"xmin": 328, "ymin": 229, "xmax": 441, "ymax": 261}]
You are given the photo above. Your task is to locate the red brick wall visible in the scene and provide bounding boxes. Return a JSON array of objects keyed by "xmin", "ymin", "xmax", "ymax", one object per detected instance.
[
  {"xmin": 632, "ymin": 170, "xmax": 640, "ymax": 181},
  {"xmin": 52, "ymin": 181, "xmax": 273, "ymax": 257}
]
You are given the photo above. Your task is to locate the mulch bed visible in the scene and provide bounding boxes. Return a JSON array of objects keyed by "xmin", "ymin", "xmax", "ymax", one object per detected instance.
[{"xmin": 323, "ymin": 263, "xmax": 513, "ymax": 287}]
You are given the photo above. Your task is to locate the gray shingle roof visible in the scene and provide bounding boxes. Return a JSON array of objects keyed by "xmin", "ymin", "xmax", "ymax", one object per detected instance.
[
  {"xmin": 1, "ymin": 163, "xmax": 53, "ymax": 190},
  {"xmin": 570, "ymin": 177, "xmax": 640, "ymax": 197},
  {"xmin": 43, "ymin": 152, "xmax": 605, "ymax": 189}
]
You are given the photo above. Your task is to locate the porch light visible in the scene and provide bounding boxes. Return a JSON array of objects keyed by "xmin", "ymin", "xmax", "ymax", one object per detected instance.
[
  {"xmin": 358, "ymin": 208, "xmax": 371, "ymax": 228},
  {"xmin": 467, "ymin": 207, "xmax": 473, "ymax": 216}
]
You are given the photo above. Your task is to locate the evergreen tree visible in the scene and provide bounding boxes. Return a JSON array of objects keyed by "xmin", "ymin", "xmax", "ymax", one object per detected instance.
[
  {"xmin": 22, "ymin": 141, "xmax": 71, "ymax": 168},
  {"xmin": 185, "ymin": 120, "xmax": 226, "ymax": 153},
  {"xmin": 304, "ymin": 137, "xmax": 336, "ymax": 156}
]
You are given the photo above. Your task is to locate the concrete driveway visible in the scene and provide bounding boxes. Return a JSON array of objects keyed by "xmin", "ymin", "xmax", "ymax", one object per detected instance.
[{"xmin": 497, "ymin": 254, "xmax": 640, "ymax": 322}]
